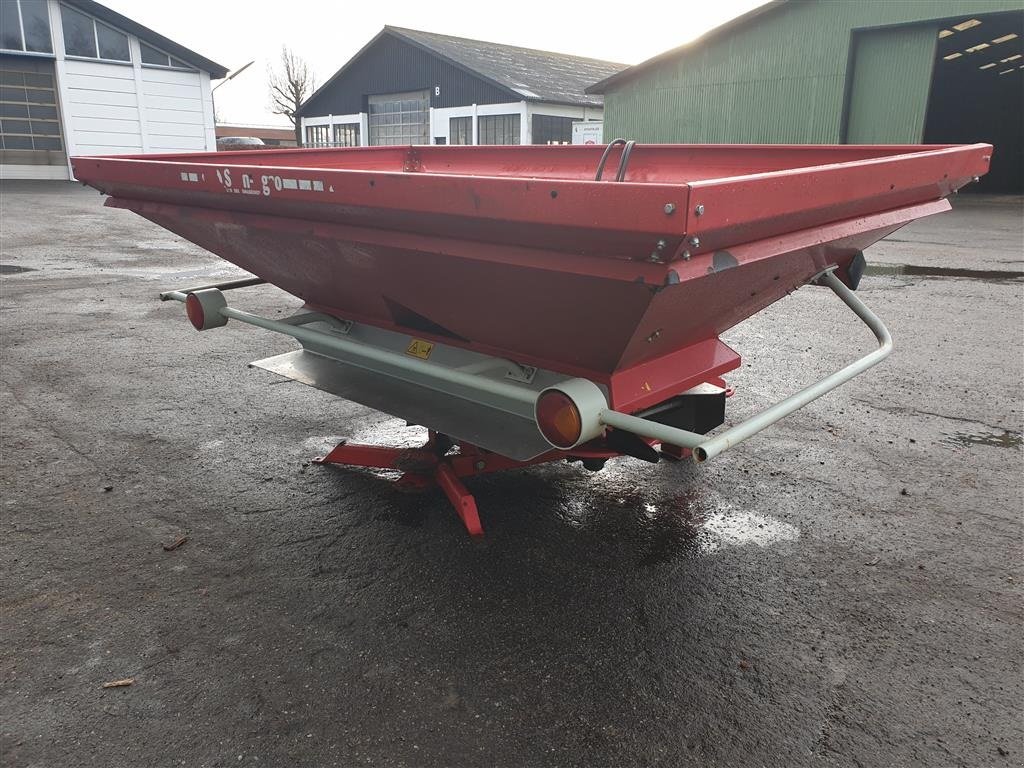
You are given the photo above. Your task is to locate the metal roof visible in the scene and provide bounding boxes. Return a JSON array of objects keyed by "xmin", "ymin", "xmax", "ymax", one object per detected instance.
[
  {"xmin": 65, "ymin": 0, "xmax": 229, "ymax": 78},
  {"xmin": 388, "ymin": 27, "xmax": 627, "ymax": 106},
  {"xmin": 306, "ymin": 26, "xmax": 626, "ymax": 110}
]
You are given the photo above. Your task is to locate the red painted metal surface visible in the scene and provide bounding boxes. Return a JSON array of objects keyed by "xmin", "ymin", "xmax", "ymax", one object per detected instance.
[
  {"xmin": 72, "ymin": 143, "xmax": 990, "ymax": 262},
  {"xmin": 72, "ymin": 143, "xmax": 988, "ymax": 411},
  {"xmin": 70, "ymin": 143, "xmax": 990, "ymax": 533}
]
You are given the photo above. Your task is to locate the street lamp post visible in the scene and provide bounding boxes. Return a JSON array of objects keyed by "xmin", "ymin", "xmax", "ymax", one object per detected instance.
[{"xmin": 213, "ymin": 60, "xmax": 255, "ymax": 92}]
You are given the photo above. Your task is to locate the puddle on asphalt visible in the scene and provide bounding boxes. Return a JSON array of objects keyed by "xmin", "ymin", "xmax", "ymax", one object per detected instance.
[
  {"xmin": 570, "ymin": 479, "xmax": 801, "ymax": 561},
  {"xmin": 699, "ymin": 508, "xmax": 801, "ymax": 552},
  {"xmin": 942, "ymin": 430, "xmax": 1023, "ymax": 449},
  {"xmin": 0, "ymin": 264, "xmax": 37, "ymax": 274},
  {"xmin": 864, "ymin": 263, "xmax": 1024, "ymax": 281},
  {"xmin": 316, "ymin": 418, "xmax": 802, "ymax": 558}
]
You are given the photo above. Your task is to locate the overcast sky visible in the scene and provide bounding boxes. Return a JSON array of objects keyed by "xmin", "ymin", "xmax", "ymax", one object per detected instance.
[{"xmin": 97, "ymin": 0, "xmax": 767, "ymax": 127}]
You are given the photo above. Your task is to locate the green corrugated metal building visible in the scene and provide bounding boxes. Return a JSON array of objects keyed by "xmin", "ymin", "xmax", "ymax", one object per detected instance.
[{"xmin": 589, "ymin": 0, "xmax": 1024, "ymax": 191}]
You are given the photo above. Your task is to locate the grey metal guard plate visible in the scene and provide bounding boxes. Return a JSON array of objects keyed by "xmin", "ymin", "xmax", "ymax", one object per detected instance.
[{"xmin": 250, "ymin": 350, "xmax": 554, "ymax": 461}]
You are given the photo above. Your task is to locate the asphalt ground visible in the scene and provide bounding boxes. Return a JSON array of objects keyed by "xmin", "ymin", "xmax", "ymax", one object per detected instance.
[{"xmin": 1, "ymin": 181, "xmax": 1022, "ymax": 768}]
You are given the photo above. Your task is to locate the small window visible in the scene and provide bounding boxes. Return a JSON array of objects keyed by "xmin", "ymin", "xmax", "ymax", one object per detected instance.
[
  {"xmin": 1, "ymin": 3, "xmax": 23, "ymax": 52},
  {"xmin": 449, "ymin": 116, "xmax": 472, "ymax": 145},
  {"xmin": 0, "ymin": 104, "xmax": 30, "ymax": 118},
  {"xmin": 477, "ymin": 114, "xmax": 520, "ymax": 145},
  {"xmin": 60, "ymin": 4, "xmax": 130, "ymax": 62},
  {"xmin": 96, "ymin": 22, "xmax": 129, "ymax": 61},
  {"xmin": 532, "ymin": 115, "xmax": 574, "ymax": 145},
  {"xmin": 0, "ymin": 61, "xmax": 63, "ymax": 153},
  {"xmin": 29, "ymin": 104, "xmax": 57, "ymax": 119},
  {"xmin": 1, "ymin": 0, "xmax": 54, "ymax": 54},
  {"xmin": 305, "ymin": 124, "xmax": 329, "ymax": 147},
  {"xmin": 2, "ymin": 119, "xmax": 32, "ymax": 134},
  {"xmin": 140, "ymin": 40, "xmax": 168, "ymax": 66},
  {"xmin": 139, "ymin": 40, "xmax": 193, "ymax": 70},
  {"xmin": 367, "ymin": 91, "xmax": 429, "ymax": 145},
  {"xmin": 0, "ymin": 86, "xmax": 26, "ymax": 102},
  {"xmin": 335, "ymin": 123, "xmax": 359, "ymax": 147},
  {"xmin": 21, "ymin": 0, "xmax": 53, "ymax": 53},
  {"xmin": 60, "ymin": 5, "xmax": 97, "ymax": 58},
  {"xmin": 3, "ymin": 135, "xmax": 34, "ymax": 149}
]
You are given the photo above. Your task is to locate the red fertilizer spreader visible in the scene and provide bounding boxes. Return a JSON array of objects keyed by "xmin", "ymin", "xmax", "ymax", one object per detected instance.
[{"xmin": 73, "ymin": 141, "xmax": 991, "ymax": 535}]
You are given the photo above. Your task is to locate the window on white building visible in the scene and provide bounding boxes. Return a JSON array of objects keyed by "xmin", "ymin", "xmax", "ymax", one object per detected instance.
[
  {"xmin": 305, "ymin": 123, "xmax": 360, "ymax": 148},
  {"xmin": 60, "ymin": 4, "xmax": 130, "ymax": 62},
  {"xmin": 449, "ymin": 116, "xmax": 472, "ymax": 145},
  {"xmin": 305, "ymin": 124, "xmax": 329, "ymax": 147},
  {"xmin": 0, "ymin": 61, "xmax": 63, "ymax": 152},
  {"xmin": 334, "ymin": 123, "xmax": 359, "ymax": 147},
  {"xmin": 532, "ymin": 115, "xmax": 575, "ymax": 145},
  {"xmin": 477, "ymin": 114, "xmax": 520, "ymax": 145},
  {"xmin": 0, "ymin": 0, "xmax": 54, "ymax": 54},
  {"xmin": 368, "ymin": 91, "xmax": 429, "ymax": 145},
  {"xmin": 139, "ymin": 40, "xmax": 192, "ymax": 69}
]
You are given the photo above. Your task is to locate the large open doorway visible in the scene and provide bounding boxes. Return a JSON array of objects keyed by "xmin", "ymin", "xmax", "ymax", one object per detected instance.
[{"xmin": 924, "ymin": 10, "xmax": 1024, "ymax": 194}]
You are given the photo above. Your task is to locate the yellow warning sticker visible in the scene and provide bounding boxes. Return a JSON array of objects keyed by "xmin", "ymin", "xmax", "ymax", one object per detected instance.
[{"xmin": 406, "ymin": 339, "xmax": 434, "ymax": 360}]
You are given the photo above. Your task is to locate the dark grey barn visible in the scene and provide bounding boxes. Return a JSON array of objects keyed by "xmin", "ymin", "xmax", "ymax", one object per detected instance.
[{"xmin": 296, "ymin": 26, "xmax": 625, "ymax": 147}]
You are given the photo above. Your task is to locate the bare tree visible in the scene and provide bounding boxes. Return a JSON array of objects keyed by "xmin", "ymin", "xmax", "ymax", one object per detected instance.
[{"xmin": 269, "ymin": 46, "xmax": 314, "ymax": 146}]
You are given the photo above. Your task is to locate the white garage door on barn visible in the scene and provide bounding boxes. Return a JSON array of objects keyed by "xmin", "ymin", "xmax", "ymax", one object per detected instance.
[{"xmin": 0, "ymin": 0, "xmax": 226, "ymax": 180}]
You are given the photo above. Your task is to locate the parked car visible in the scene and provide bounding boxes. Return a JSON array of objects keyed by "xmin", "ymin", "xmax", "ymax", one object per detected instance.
[{"xmin": 216, "ymin": 136, "xmax": 265, "ymax": 151}]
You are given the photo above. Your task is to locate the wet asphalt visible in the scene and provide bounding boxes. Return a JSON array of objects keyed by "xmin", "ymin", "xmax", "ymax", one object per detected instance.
[{"xmin": 1, "ymin": 181, "xmax": 1022, "ymax": 768}]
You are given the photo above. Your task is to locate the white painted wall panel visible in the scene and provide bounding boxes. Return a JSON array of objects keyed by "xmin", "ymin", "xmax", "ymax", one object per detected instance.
[
  {"xmin": 142, "ymin": 79, "xmax": 203, "ymax": 99},
  {"xmin": 75, "ymin": 143, "xmax": 142, "ymax": 155},
  {"xmin": 63, "ymin": 59, "xmax": 135, "ymax": 79},
  {"xmin": 73, "ymin": 117, "xmax": 142, "ymax": 134},
  {"xmin": 75, "ymin": 131, "xmax": 143, "ymax": 146},
  {"xmin": 62, "ymin": 55, "xmax": 211, "ymax": 158},
  {"xmin": 140, "ymin": 67, "xmax": 210, "ymax": 152},
  {"xmin": 140, "ymin": 107, "xmax": 202, "ymax": 124},
  {"xmin": 148, "ymin": 136, "xmax": 206, "ymax": 151},
  {"xmin": 144, "ymin": 94, "xmax": 203, "ymax": 112},
  {"xmin": 65, "ymin": 89, "xmax": 139, "ymax": 108},
  {"xmin": 63, "ymin": 59, "xmax": 144, "ymax": 156},
  {"xmin": 147, "ymin": 121, "xmax": 205, "ymax": 138},
  {"xmin": 68, "ymin": 103, "xmax": 140, "ymax": 121},
  {"xmin": 64, "ymin": 72, "xmax": 138, "ymax": 93},
  {"xmin": 142, "ymin": 67, "xmax": 203, "ymax": 85}
]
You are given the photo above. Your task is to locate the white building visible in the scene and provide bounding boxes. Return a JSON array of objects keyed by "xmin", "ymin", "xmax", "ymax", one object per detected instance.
[
  {"xmin": 298, "ymin": 27, "xmax": 624, "ymax": 148},
  {"xmin": 0, "ymin": 0, "xmax": 226, "ymax": 180}
]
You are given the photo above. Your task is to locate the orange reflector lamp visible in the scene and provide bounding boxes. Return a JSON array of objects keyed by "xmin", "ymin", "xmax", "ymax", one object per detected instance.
[{"xmin": 536, "ymin": 389, "xmax": 583, "ymax": 449}]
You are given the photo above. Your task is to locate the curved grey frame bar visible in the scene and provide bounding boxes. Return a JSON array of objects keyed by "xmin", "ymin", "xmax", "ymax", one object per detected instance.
[
  {"xmin": 600, "ymin": 269, "xmax": 894, "ymax": 462},
  {"xmin": 162, "ymin": 268, "xmax": 892, "ymax": 465}
]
